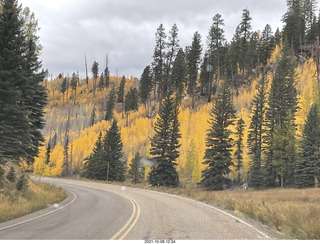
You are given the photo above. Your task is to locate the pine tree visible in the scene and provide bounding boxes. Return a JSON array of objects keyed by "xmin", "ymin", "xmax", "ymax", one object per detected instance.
[
  {"xmin": 104, "ymin": 54, "xmax": 110, "ymax": 88},
  {"xmin": 248, "ymin": 73, "xmax": 268, "ymax": 188},
  {"xmin": 186, "ymin": 32, "xmax": 202, "ymax": 109},
  {"xmin": 235, "ymin": 117, "xmax": 245, "ymax": 183},
  {"xmin": 153, "ymin": 24, "xmax": 167, "ymax": 104},
  {"xmin": 170, "ymin": 48, "xmax": 186, "ymax": 100},
  {"xmin": 149, "ymin": 93, "xmax": 180, "ymax": 187},
  {"xmin": 103, "ymin": 120, "xmax": 125, "ymax": 182},
  {"xmin": 0, "ymin": 0, "xmax": 47, "ymax": 165},
  {"xmin": 165, "ymin": 23, "xmax": 180, "ymax": 90},
  {"xmin": 70, "ymin": 72, "xmax": 78, "ymax": 104},
  {"xmin": 92, "ymin": 61, "xmax": 99, "ymax": 98},
  {"xmin": 238, "ymin": 8, "xmax": 252, "ymax": 74},
  {"xmin": 16, "ymin": 174, "xmax": 29, "ymax": 191},
  {"xmin": 259, "ymin": 24, "xmax": 275, "ymax": 65},
  {"xmin": 199, "ymin": 53, "xmax": 210, "ymax": 96},
  {"xmin": 139, "ymin": 65, "xmax": 152, "ymax": 106},
  {"xmin": 83, "ymin": 132, "xmax": 104, "ymax": 179},
  {"xmin": 128, "ymin": 152, "xmax": 144, "ymax": 183},
  {"xmin": 207, "ymin": 13, "xmax": 226, "ymax": 85},
  {"xmin": 45, "ymin": 142, "xmax": 51, "ymax": 165},
  {"xmin": 295, "ymin": 103, "xmax": 320, "ymax": 188},
  {"xmin": 266, "ymin": 40, "xmax": 298, "ymax": 187},
  {"xmin": 201, "ymin": 81, "xmax": 236, "ymax": 190},
  {"xmin": 105, "ymin": 87, "xmax": 116, "ymax": 121},
  {"xmin": 61, "ymin": 77, "xmax": 68, "ymax": 105},
  {"xmin": 99, "ymin": 72, "xmax": 104, "ymax": 91},
  {"xmin": 90, "ymin": 106, "xmax": 96, "ymax": 126},
  {"xmin": 117, "ymin": 76, "xmax": 126, "ymax": 103},
  {"xmin": 7, "ymin": 166, "xmax": 16, "ymax": 182}
]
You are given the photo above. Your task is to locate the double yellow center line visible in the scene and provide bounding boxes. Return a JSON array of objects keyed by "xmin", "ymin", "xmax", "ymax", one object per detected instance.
[{"xmin": 110, "ymin": 195, "xmax": 141, "ymax": 240}]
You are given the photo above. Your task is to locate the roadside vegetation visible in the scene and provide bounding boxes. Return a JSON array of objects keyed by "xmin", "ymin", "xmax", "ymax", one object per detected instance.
[
  {"xmin": 0, "ymin": 164, "xmax": 66, "ymax": 223},
  {"xmin": 83, "ymin": 177, "xmax": 320, "ymax": 240}
]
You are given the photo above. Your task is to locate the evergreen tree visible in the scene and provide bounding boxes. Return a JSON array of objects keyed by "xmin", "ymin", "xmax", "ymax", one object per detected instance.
[
  {"xmin": 149, "ymin": 93, "xmax": 180, "ymax": 187},
  {"xmin": 259, "ymin": 24, "xmax": 275, "ymax": 65},
  {"xmin": 282, "ymin": 0, "xmax": 304, "ymax": 52},
  {"xmin": 235, "ymin": 117, "xmax": 245, "ymax": 183},
  {"xmin": 105, "ymin": 87, "xmax": 116, "ymax": 121},
  {"xmin": 90, "ymin": 106, "xmax": 96, "ymax": 126},
  {"xmin": 139, "ymin": 65, "xmax": 152, "ymax": 105},
  {"xmin": 92, "ymin": 61, "xmax": 99, "ymax": 98},
  {"xmin": 16, "ymin": 174, "xmax": 29, "ymax": 191},
  {"xmin": 295, "ymin": 103, "xmax": 320, "ymax": 188},
  {"xmin": 7, "ymin": 166, "xmax": 16, "ymax": 182},
  {"xmin": 207, "ymin": 13, "xmax": 226, "ymax": 84},
  {"xmin": 170, "ymin": 48, "xmax": 186, "ymax": 100},
  {"xmin": 99, "ymin": 72, "xmax": 104, "ymax": 91},
  {"xmin": 199, "ymin": 53, "xmax": 210, "ymax": 96},
  {"xmin": 45, "ymin": 142, "xmax": 51, "ymax": 165},
  {"xmin": 117, "ymin": 75, "xmax": 126, "ymax": 103},
  {"xmin": 153, "ymin": 24, "xmax": 167, "ymax": 104},
  {"xmin": 248, "ymin": 73, "xmax": 268, "ymax": 188},
  {"xmin": 125, "ymin": 88, "xmax": 138, "ymax": 113},
  {"xmin": 165, "ymin": 23, "xmax": 180, "ymax": 91},
  {"xmin": 128, "ymin": 152, "xmax": 144, "ymax": 183},
  {"xmin": 201, "ymin": 81, "xmax": 236, "ymax": 190},
  {"xmin": 238, "ymin": 8, "xmax": 252, "ymax": 74},
  {"xmin": 61, "ymin": 77, "xmax": 68, "ymax": 105},
  {"xmin": 82, "ymin": 132, "xmax": 104, "ymax": 179},
  {"xmin": 103, "ymin": 120, "xmax": 125, "ymax": 182},
  {"xmin": 186, "ymin": 32, "xmax": 202, "ymax": 109},
  {"xmin": 0, "ymin": 166, "xmax": 4, "ymax": 181},
  {"xmin": 70, "ymin": 72, "xmax": 78, "ymax": 104},
  {"xmin": 0, "ymin": 0, "xmax": 47, "ymax": 165},
  {"xmin": 266, "ymin": 40, "xmax": 298, "ymax": 187}
]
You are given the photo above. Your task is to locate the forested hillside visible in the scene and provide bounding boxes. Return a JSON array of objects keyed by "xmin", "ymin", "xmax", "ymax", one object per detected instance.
[{"xmin": 30, "ymin": 0, "xmax": 320, "ymax": 190}]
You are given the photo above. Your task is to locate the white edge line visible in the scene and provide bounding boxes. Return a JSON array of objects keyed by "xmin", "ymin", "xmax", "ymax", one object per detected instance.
[
  {"xmin": 132, "ymin": 187, "xmax": 271, "ymax": 240},
  {"xmin": 0, "ymin": 190, "xmax": 77, "ymax": 231}
]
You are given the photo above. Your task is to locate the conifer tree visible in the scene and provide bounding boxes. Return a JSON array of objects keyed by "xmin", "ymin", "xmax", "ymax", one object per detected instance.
[
  {"xmin": 149, "ymin": 93, "xmax": 180, "ymax": 187},
  {"xmin": 70, "ymin": 72, "xmax": 78, "ymax": 104},
  {"xmin": 248, "ymin": 74, "xmax": 268, "ymax": 188},
  {"xmin": 170, "ymin": 48, "xmax": 186, "ymax": 100},
  {"xmin": 186, "ymin": 32, "xmax": 202, "ymax": 109},
  {"xmin": 153, "ymin": 24, "xmax": 167, "ymax": 104},
  {"xmin": 235, "ymin": 117, "xmax": 245, "ymax": 183},
  {"xmin": 128, "ymin": 152, "xmax": 144, "ymax": 183},
  {"xmin": 139, "ymin": 65, "xmax": 152, "ymax": 106},
  {"xmin": 16, "ymin": 174, "xmax": 29, "ymax": 191},
  {"xmin": 45, "ymin": 143, "xmax": 51, "ymax": 165},
  {"xmin": 105, "ymin": 87, "xmax": 116, "ymax": 121},
  {"xmin": 103, "ymin": 120, "xmax": 125, "ymax": 182},
  {"xmin": 199, "ymin": 53, "xmax": 210, "ymax": 96},
  {"xmin": 90, "ymin": 106, "xmax": 96, "ymax": 126},
  {"xmin": 92, "ymin": 61, "xmax": 99, "ymax": 98},
  {"xmin": 82, "ymin": 132, "xmax": 104, "ymax": 179},
  {"xmin": 266, "ymin": 40, "xmax": 298, "ymax": 187},
  {"xmin": 7, "ymin": 166, "xmax": 16, "ymax": 182},
  {"xmin": 0, "ymin": 0, "xmax": 47, "ymax": 165},
  {"xmin": 117, "ymin": 76, "xmax": 126, "ymax": 103},
  {"xmin": 104, "ymin": 55, "xmax": 110, "ymax": 88},
  {"xmin": 201, "ymin": 81, "xmax": 236, "ymax": 190},
  {"xmin": 61, "ymin": 77, "xmax": 68, "ymax": 105},
  {"xmin": 295, "ymin": 103, "xmax": 320, "ymax": 188}
]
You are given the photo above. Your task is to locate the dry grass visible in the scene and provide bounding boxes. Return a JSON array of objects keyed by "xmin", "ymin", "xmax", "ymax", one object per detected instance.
[
  {"xmin": 114, "ymin": 179, "xmax": 320, "ymax": 240},
  {"xmin": 0, "ymin": 180, "xmax": 66, "ymax": 223},
  {"xmin": 156, "ymin": 186, "xmax": 320, "ymax": 239}
]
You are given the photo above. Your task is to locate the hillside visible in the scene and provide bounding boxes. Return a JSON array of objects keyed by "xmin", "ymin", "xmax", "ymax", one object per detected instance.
[{"xmin": 32, "ymin": 44, "xmax": 319, "ymax": 185}]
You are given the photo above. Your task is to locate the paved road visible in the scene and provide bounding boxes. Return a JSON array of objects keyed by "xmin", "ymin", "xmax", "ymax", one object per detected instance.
[{"xmin": 0, "ymin": 178, "xmax": 276, "ymax": 240}]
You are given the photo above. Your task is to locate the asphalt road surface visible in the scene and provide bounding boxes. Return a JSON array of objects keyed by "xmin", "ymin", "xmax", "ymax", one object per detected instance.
[{"xmin": 0, "ymin": 178, "xmax": 277, "ymax": 240}]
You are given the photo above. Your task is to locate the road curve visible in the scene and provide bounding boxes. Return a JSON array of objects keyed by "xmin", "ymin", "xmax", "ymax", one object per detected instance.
[{"xmin": 0, "ymin": 178, "xmax": 276, "ymax": 240}]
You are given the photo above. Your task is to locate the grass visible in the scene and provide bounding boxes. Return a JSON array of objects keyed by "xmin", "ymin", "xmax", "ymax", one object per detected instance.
[
  {"xmin": 98, "ymin": 178, "xmax": 320, "ymax": 240},
  {"xmin": 0, "ymin": 179, "xmax": 66, "ymax": 223}
]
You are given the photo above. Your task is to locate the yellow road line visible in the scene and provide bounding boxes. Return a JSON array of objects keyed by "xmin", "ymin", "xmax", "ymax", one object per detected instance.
[
  {"xmin": 118, "ymin": 196, "xmax": 141, "ymax": 240},
  {"xmin": 110, "ymin": 196, "xmax": 137, "ymax": 240}
]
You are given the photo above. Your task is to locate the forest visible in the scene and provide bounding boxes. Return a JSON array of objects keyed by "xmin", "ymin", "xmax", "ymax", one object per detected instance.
[{"xmin": 1, "ymin": 0, "xmax": 320, "ymax": 191}]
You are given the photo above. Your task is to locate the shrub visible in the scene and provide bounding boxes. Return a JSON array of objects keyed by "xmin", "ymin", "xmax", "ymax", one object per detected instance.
[
  {"xmin": 16, "ymin": 175, "xmax": 29, "ymax": 191},
  {"xmin": 6, "ymin": 166, "xmax": 16, "ymax": 182}
]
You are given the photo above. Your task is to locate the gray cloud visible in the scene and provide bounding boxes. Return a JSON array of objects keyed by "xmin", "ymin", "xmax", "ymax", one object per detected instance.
[{"xmin": 19, "ymin": 0, "xmax": 288, "ymax": 78}]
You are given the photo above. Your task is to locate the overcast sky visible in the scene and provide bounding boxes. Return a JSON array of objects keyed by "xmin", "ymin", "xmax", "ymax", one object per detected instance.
[{"xmin": 19, "ymin": 0, "xmax": 289, "ymax": 79}]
